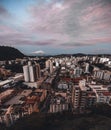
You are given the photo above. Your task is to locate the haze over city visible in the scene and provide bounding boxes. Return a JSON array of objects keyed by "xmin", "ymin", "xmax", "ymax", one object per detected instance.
[{"xmin": 0, "ymin": 0, "xmax": 111, "ymax": 55}]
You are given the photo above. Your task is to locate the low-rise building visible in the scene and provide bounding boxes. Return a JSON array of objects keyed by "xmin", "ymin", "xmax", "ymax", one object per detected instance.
[{"xmin": 49, "ymin": 95, "xmax": 69, "ymax": 113}]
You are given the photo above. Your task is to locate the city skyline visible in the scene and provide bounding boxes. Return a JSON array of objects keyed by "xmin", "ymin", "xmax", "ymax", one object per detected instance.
[{"xmin": 0, "ymin": 0, "xmax": 111, "ymax": 55}]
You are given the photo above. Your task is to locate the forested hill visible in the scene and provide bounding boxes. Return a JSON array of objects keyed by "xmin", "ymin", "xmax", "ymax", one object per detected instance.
[
  {"xmin": 0, "ymin": 46, "xmax": 24, "ymax": 60},
  {"xmin": 2, "ymin": 104, "xmax": 111, "ymax": 130}
]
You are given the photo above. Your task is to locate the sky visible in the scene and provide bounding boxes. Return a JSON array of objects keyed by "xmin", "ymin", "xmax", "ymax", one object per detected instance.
[{"xmin": 0, "ymin": 0, "xmax": 111, "ymax": 55}]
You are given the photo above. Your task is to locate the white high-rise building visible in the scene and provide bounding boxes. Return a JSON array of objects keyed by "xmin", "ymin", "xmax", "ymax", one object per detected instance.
[
  {"xmin": 29, "ymin": 66, "xmax": 36, "ymax": 82},
  {"xmin": 74, "ymin": 67, "xmax": 82, "ymax": 77},
  {"xmin": 45, "ymin": 60, "xmax": 50, "ymax": 68},
  {"xmin": 45, "ymin": 59, "xmax": 54, "ymax": 74},
  {"xmin": 85, "ymin": 63, "xmax": 89, "ymax": 73},
  {"xmin": 50, "ymin": 61, "xmax": 53, "ymax": 74},
  {"xmin": 55, "ymin": 62, "xmax": 59, "ymax": 67},
  {"xmin": 23, "ymin": 65, "xmax": 30, "ymax": 82},
  {"xmin": 28, "ymin": 61, "xmax": 32, "ymax": 66},
  {"xmin": 23, "ymin": 63, "xmax": 41, "ymax": 82}
]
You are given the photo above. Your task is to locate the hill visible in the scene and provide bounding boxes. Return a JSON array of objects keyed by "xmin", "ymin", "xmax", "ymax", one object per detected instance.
[
  {"xmin": 0, "ymin": 46, "xmax": 24, "ymax": 60},
  {"xmin": 4, "ymin": 112, "xmax": 111, "ymax": 130},
  {"xmin": 3, "ymin": 103, "xmax": 111, "ymax": 130}
]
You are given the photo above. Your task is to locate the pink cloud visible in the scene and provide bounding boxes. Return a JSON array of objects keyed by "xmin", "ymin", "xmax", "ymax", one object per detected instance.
[
  {"xmin": 0, "ymin": 24, "xmax": 56, "ymax": 46},
  {"xmin": 81, "ymin": 2, "xmax": 111, "ymax": 29},
  {"xmin": 1, "ymin": 0, "xmax": 111, "ymax": 49}
]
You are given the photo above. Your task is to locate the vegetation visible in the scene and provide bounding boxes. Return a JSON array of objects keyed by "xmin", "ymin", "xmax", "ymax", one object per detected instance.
[
  {"xmin": 0, "ymin": 46, "xmax": 24, "ymax": 60},
  {"xmin": 4, "ymin": 112, "xmax": 111, "ymax": 130},
  {"xmin": 0, "ymin": 104, "xmax": 110, "ymax": 130},
  {"xmin": 5, "ymin": 64, "xmax": 23, "ymax": 73}
]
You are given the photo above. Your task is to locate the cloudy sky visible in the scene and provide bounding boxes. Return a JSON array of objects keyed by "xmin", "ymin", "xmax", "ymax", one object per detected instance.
[{"xmin": 0, "ymin": 0, "xmax": 111, "ymax": 55}]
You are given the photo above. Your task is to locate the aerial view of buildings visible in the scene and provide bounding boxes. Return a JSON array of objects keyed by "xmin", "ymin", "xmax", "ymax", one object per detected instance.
[
  {"xmin": 0, "ymin": 54, "xmax": 111, "ymax": 128},
  {"xmin": 0, "ymin": 0, "xmax": 111, "ymax": 130}
]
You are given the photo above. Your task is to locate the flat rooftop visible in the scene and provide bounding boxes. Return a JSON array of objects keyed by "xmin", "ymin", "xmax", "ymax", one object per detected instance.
[
  {"xmin": 4, "ymin": 90, "xmax": 32, "ymax": 105},
  {"xmin": 0, "ymin": 79, "xmax": 12, "ymax": 87}
]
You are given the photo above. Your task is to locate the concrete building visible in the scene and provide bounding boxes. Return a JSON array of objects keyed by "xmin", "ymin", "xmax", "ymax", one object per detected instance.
[
  {"xmin": 36, "ymin": 64, "xmax": 41, "ymax": 79},
  {"xmin": 25, "ymin": 96, "xmax": 39, "ymax": 114},
  {"xmin": 72, "ymin": 84, "xmax": 96, "ymax": 112},
  {"xmin": 45, "ymin": 60, "xmax": 53, "ymax": 74},
  {"xmin": 49, "ymin": 60, "xmax": 53, "ymax": 74},
  {"xmin": 49, "ymin": 95, "xmax": 68, "ymax": 113},
  {"xmin": 45, "ymin": 60, "xmax": 50, "ymax": 68},
  {"xmin": 72, "ymin": 85, "xmax": 81, "ymax": 111},
  {"xmin": 23, "ymin": 63, "xmax": 41, "ymax": 82},
  {"xmin": 74, "ymin": 67, "xmax": 82, "ymax": 77},
  {"xmin": 94, "ymin": 70, "xmax": 104, "ymax": 80},
  {"xmin": 103, "ymin": 71, "xmax": 111, "ymax": 81},
  {"xmin": 29, "ymin": 65, "xmax": 36, "ymax": 82},
  {"xmin": 79, "ymin": 79, "xmax": 86, "ymax": 88},
  {"xmin": 23, "ymin": 65, "xmax": 30, "ymax": 82},
  {"xmin": 35, "ymin": 89, "xmax": 47, "ymax": 102},
  {"xmin": 0, "ymin": 67, "xmax": 11, "ymax": 77},
  {"xmin": 28, "ymin": 61, "xmax": 32, "ymax": 66},
  {"xmin": 94, "ymin": 70, "xmax": 111, "ymax": 81},
  {"xmin": 86, "ymin": 91, "xmax": 96, "ymax": 108},
  {"xmin": 89, "ymin": 85, "xmax": 111, "ymax": 104},
  {"xmin": 58, "ymin": 82, "xmax": 68, "ymax": 90},
  {"xmin": 0, "ymin": 89, "xmax": 15, "ymax": 104},
  {"xmin": 96, "ymin": 92, "xmax": 111, "ymax": 103},
  {"xmin": 85, "ymin": 63, "xmax": 89, "ymax": 73}
]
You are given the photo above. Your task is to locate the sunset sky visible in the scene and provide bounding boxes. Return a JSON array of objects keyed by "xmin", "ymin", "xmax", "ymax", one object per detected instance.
[{"xmin": 0, "ymin": 0, "xmax": 111, "ymax": 55}]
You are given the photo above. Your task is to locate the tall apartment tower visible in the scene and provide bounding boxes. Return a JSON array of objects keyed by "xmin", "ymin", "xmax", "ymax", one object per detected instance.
[
  {"xmin": 74, "ymin": 67, "xmax": 82, "ymax": 77},
  {"xmin": 45, "ymin": 60, "xmax": 50, "ymax": 68},
  {"xmin": 49, "ymin": 60, "xmax": 53, "ymax": 74},
  {"xmin": 23, "ymin": 65, "xmax": 30, "ymax": 82},
  {"xmin": 45, "ymin": 59, "xmax": 54, "ymax": 74},
  {"xmin": 28, "ymin": 61, "xmax": 32, "ymax": 66},
  {"xmin": 23, "ymin": 64, "xmax": 40, "ymax": 82},
  {"xmin": 72, "ymin": 84, "xmax": 87, "ymax": 113},
  {"xmin": 85, "ymin": 63, "xmax": 89, "ymax": 73},
  {"xmin": 29, "ymin": 65, "xmax": 36, "ymax": 82},
  {"xmin": 36, "ymin": 64, "xmax": 41, "ymax": 79},
  {"xmin": 72, "ymin": 85, "xmax": 80, "ymax": 111}
]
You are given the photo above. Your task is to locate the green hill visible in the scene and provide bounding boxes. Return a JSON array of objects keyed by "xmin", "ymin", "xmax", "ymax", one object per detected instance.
[
  {"xmin": 4, "ymin": 103, "xmax": 111, "ymax": 130},
  {"xmin": 0, "ymin": 46, "xmax": 24, "ymax": 60},
  {"xmin": 4, "ymin": 112, "xmax": 111, "ymax": 130}
]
